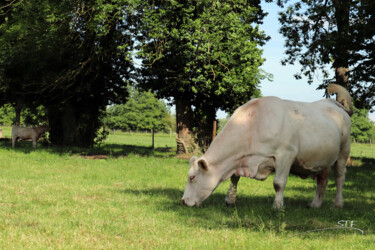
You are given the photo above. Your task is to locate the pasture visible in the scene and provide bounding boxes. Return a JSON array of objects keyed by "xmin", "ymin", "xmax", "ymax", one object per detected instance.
[{"xmin": 0, "ymin": 127, "xmax": 374, "ymax": 248}]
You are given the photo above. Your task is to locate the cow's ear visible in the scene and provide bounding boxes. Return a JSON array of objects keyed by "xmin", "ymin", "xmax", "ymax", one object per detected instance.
[
  {"xmin": 197, "ymin": 158, "xmax": 209, "ymax": 171},
  {"xmin": 189, "ymin": 156, "xmax": 198, "ymax": 167}
]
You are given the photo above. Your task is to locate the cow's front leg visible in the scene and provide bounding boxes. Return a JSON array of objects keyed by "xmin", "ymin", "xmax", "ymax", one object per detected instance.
[
  {"xmin": 32, "ymin": 139, "xmax": 37, "ymax": 149},
  {"xmin": 308, "ymin": 168, "xmax": 330, "ymax": 208},
  {"xmin": 272, "ymin": 180, "xmax": 287, "ymax": 210},
  {"xmin": 225, "ymin": 174, "xmax": 240, "ymax": 207},
  {"xmin": 272, "ymin": 156, "xmax": 294, "ymax": 210}
]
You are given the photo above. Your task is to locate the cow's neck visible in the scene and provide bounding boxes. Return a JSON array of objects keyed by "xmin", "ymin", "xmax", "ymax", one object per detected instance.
[{"xmin": 204, "ymin": 147, "xmax": 243, "ymax": 183}]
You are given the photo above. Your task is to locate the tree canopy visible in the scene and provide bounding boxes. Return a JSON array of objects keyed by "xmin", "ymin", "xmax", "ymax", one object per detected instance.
[
  {"xmin": 1, "ymin": 0, "xmax": 273, "ymax": 149},
  {"xmin": 0, "ymin": 0, "xmax": 135, "ymax": 146},
  {"xmin": 278, "ymin": 0, "xmax": 375, "ymax": 110},
  {"xmin": 138, "ymin": 0, "xmax": 271, "ymax": 111},
  {"xmin": 4, "ymin": 0, "xmax": 374, "ymax": 151},
  {"xmin": 136, "ymin": 0, "xmax": 271, "ymax": 151}
]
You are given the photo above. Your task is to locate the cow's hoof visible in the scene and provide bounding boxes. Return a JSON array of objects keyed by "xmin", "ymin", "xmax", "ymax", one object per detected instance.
[
  {"xmin": 225, "ymin": 196, "xmax": 236, "ymax": 207},
  {"xmin": 334, "ymin": 203, "xmax": 343, "ymax": 209},
  {"xmin": 307, "ymin": 202, "xmax": 321, "ymax": 208},
  {"xmin": 225, "ymin": 201, "xmax": 236, "ymax": 207},
  {"xmin": 272, "ymin": 201, "xmax": 284, "ymax": 210}
]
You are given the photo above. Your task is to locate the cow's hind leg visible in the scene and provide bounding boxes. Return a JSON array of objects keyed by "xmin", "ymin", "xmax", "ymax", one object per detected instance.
[
  {"xmin": 12, "ymin": 136, "xmax": 17, "ymax": 148},
  {"xmin": 333, "ymin": 157, "xmax": 347, "ymax": 208},
  {"xmin": 333, "ymin": 142, "xmax": 349, "ymax": 208},
  {"xmin": 308, "ymin": 168, "xmax": 331, "ymax": 208},
  {"xmin": 225, "ymin": 174, "xmax": 240, "ymax": 207}
]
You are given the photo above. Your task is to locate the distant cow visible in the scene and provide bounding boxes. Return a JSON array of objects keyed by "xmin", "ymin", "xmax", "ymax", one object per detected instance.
[
  {"xmin": 182, "ymin": 84, "xmax": 353, "ymax": 209},
  {"xmin": 12, "ymin": 125, "xmax": 50, "ymax": 149}
]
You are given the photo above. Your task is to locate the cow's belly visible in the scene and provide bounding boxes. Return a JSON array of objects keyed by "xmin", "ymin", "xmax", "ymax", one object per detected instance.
[
  {"xmin": 290, "ymin": 150, "xmax": 338, "ymax": 178},
  {"xmin": 292, "ymin": 120, "xmax": 342, "ymax": 175},
  {"xmin": 290, "ymin": 159, "xmax": 326, "ymax": 177},
  {"xmin": 19, "ymin": 135, "xmax": 33, "ymax": 140}
]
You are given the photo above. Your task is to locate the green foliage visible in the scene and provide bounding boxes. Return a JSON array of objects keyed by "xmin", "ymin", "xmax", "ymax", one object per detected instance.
[
  {"xmin": 137, "ymin": 0, "xmax": 270, "ymax": 117},
  {"xmin": 105, "ymin": 87, "xmax": 173, "ymax": 132},
  {"xmin": 0, "ymin": 104, "xmax": 14, "ymax": 125},
  {"xmin": 0, "ymin": 0, "xmax": 273, "ymax": 147},
  {"xmin": 0, "ymin": 104, "xmax": 47, "ymax": 126},
  {"xmin": 351, "ymin": 107, "xmax": 374, "ymax": 142},
  {"xmin": 22, "ymin": 105, "xmax": 48, "ymax": 126},
  {"xmin": 278, "ymin": 0, "xmax": 375, "ymax": 110},
  {"xmin": 0, "ymin": 0, "xmax": 135, "ymax": 146}
]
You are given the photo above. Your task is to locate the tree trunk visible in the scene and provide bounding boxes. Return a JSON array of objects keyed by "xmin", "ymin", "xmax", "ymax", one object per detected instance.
[
  {"xmin": 196, "ymin": 105, "xmax": 216, "ymax": 151},
  {"xmin": 47, "ymin": 104, "xmax": 63, "ymax": 145},
  {"xmin": 14, "ymin": 107, "xmax": 21, "ymax": 126},
  {"xmin": 333, "ymin": 0, "xmax": 350, "ymax": 88},
  {"xmin": 175, "ymin": 97, "xmax": 194, "ymax": 154},
  {"xmin": 14, "ymin": 98, "xmax": 24, "ymax": 126},
  {"xmin": 62, "ymin": 102, "xmax": 77, "ymax": 146},
  {"xmin": 212, "ymin": 120, "xmax": 217, "ymax": 141},
  {"xmin": 47, "ymin": 102, "xmax": 99, "ymax": 147},
  {"xmin": 151, "ymin": 127, "xmax": 155, "ymax": 150},
  {"xmin": 335, "ymin": 67, "xmax": 349, "ymax": 87}
]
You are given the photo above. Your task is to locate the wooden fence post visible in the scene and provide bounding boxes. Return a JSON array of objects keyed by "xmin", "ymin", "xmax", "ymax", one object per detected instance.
[
  {"xmin": 212, "ymin": 120, "xmax": 217, "ymax": 141},
  {"xmin": 151, "ymin": 127, "xmax": 155, "ymax": 150}
]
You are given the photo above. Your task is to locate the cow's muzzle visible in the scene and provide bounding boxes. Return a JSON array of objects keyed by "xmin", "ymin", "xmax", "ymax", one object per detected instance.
[
  {"xmin": 182, "ymin": 199, "xmax": 188, "ymax": 206},
  {"xmin": 181, "ymin": 198, "xmax": 200, "ymax": 207}
]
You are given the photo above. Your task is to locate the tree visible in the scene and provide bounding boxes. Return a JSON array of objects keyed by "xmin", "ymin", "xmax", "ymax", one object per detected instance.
[
  {"xmin": 278, "ymin": 0, "xmax": 375, "ymax": 110},
  {"xmin": 137, "ymin": 0, "xmax": 270, "ymax": 153},
  {"xmin": 0, "ymin": 0, "xmax": 136, "ymax": 146},
  {"xmin": 106, "ymin": 87, "xmax": 173, "ymax": 132},
  {"xmin": 351, "ymin": 107, "xmax": 374, "ymax": 142}
]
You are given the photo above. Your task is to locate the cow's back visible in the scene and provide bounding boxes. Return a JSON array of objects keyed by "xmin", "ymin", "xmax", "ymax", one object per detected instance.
[
  {"xmin": 284, "ymin": 98, "xmax": 351, "ymax": 173},
  {"xmin": 206, "ymin": 97, "xmax": 298, "ymax": 162}
]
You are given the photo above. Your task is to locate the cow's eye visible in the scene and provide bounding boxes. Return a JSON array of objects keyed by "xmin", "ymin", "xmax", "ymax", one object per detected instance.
[{"xmin": 189, "ymin": 175, "xmax": 196, "ymax": 182}]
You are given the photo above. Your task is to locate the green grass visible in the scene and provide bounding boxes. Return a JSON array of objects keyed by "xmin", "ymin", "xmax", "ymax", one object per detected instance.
[{"xmin": 0, "ymin": 126, "xmax": 374, "ymax": 248}]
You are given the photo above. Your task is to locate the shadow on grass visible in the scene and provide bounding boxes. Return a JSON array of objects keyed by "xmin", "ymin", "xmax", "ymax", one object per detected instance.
[
  {"xmin": 120, "ymin": 160, "xmax": 375, "ymax": 235},
  {"xmin": 350, "ymin": 156, "xmax": 375, "ymax": 167},
  {"xmin": 121, "ymin": 185, "xmax": 373, "ymax": 235},
  {"xmin": 0, "ymin": 139, "xmax": 176, "ymax": 158}
]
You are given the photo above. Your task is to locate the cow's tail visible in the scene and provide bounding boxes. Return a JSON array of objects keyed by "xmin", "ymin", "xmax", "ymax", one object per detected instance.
[{"xmin": 327, "ymin": 84, "xmax": 354, "ymax": 116}]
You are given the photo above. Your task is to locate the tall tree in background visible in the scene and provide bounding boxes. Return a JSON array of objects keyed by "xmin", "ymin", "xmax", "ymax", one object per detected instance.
[
  {"xmin": 137, "ymin": 0, "xmax": 270, "ymax": 153},
  {"xmin": 105, "ymin": 87, "xmax": 173, "ymax": 132},
  {"xmin": 278, "ymin": 0, "xmax": 375, "ymax": 110},
  {"xmin": 351, "ymin": 107, "xmax": 374, "ymax": 142}
]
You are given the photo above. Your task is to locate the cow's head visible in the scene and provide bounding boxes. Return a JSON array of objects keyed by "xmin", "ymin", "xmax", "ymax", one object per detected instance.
[{"xmin": 181, "ymin": 156, "xmax": 220, "ymax": 207}]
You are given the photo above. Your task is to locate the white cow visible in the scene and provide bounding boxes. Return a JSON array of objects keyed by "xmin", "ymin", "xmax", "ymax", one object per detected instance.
[
  {"xmin": 182, "ymin": 84, "xmax": 353, "ymax": 209},
  {"xmin": 12, "ymin": 125, "xmax": 50, "ymax": 149}
]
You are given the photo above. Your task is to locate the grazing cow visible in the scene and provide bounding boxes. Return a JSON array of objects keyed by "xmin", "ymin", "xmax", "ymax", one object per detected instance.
[
  {"xmin": 182, "ymin": 84, "xmax": 353, "ymax": 209},
  {"xmin": 12, "ymin": 125, "xmax": 50, "ymax": 149}
]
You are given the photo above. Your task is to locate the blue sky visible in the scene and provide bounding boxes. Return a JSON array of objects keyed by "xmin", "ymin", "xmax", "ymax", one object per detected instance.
[
  {"xmin": 219, "ymin": 2, "xmax": 375, "ymax": 121},
  {"xmin": 259, "ymin": 2, "xmax": 326, "ymax": 102}
]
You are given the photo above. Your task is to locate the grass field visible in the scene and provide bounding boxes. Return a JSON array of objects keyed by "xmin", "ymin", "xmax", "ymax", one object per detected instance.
[{"xmin": 0, "ymin": 126, "xmax": 374, "ymax": 248}]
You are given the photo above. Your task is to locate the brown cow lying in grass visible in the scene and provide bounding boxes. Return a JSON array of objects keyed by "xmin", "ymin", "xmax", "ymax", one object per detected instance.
[{"xmin": 12, "ymin": 125, "xmax": 50, "ymax": 149}]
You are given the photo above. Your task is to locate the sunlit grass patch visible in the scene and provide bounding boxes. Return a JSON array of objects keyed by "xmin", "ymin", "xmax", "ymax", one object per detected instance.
[{"xmin": 0, "ymin": 130, "xmax": 373, "ymax": 248}]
